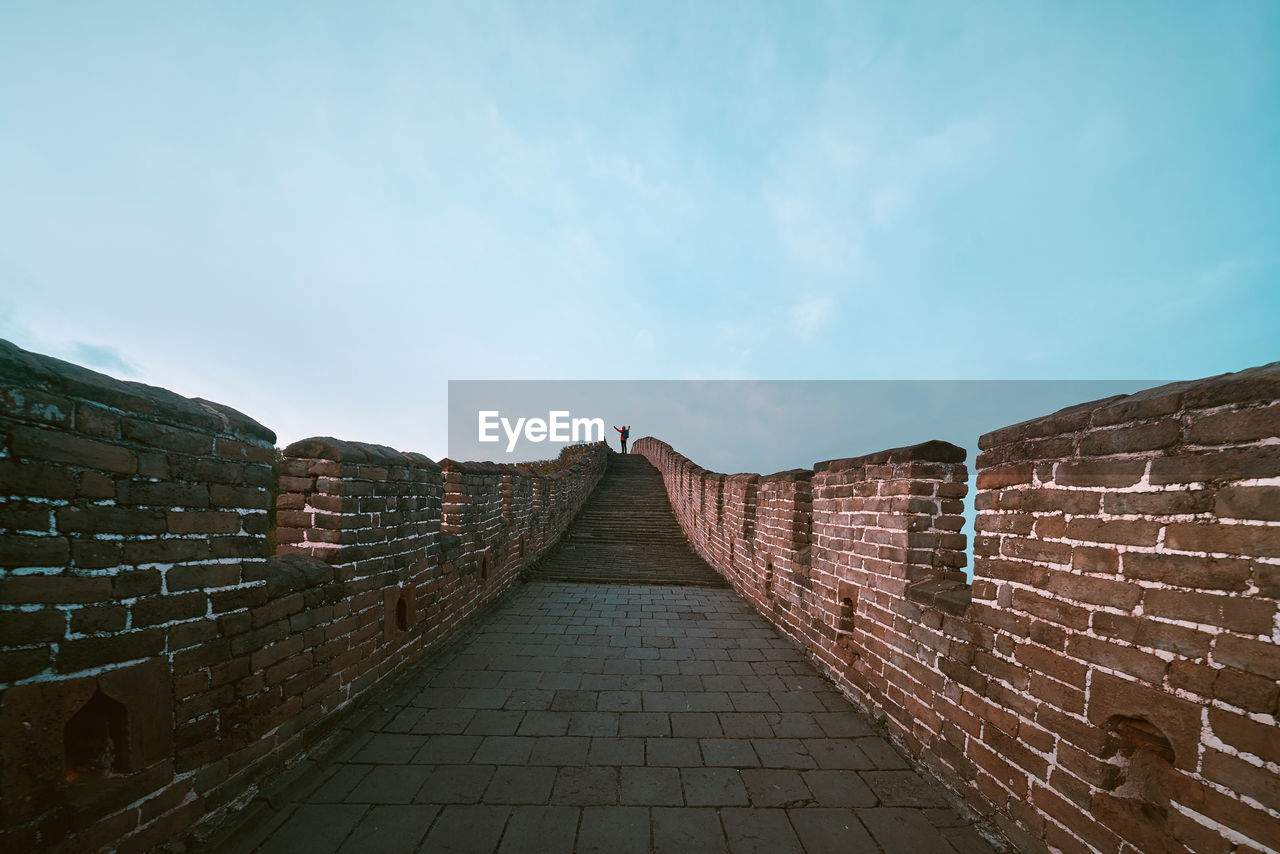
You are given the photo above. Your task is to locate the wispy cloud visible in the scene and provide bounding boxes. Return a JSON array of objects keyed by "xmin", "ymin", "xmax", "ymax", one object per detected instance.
[
  {"xmin": 791, "ymin": 296, "xmax": 836, "ymax": 337},
  {"xmin": 69, "ymin": 342, "xmax": 139, "ymax": 376}
]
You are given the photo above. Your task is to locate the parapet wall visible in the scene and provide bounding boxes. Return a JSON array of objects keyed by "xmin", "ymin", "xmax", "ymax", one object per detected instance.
[
  {"xmin": 0, "ymin": 339, "xmax": 607, "ymax": 853},
  {"xmin": 634, "ymin": 362, "xmax": 1280, "ymax": 854}
]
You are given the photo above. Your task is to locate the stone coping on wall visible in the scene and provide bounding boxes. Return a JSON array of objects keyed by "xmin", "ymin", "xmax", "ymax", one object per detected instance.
[
  {"xmin": 979, "ymin": 361, "xmax": 1280, "ymax": 450},
  {"xmin": 0, "ymin": 338, "xmax": 275, "ymax": 445},
  {"xmin": 282, "ymin": 435, "xmax": 439, "ymax": 469}
]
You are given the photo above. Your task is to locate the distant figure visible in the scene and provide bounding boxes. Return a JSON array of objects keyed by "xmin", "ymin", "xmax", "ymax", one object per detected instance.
[{"xmin": 613, "ymin": 425, "xmax": 630, "ymax": 453}]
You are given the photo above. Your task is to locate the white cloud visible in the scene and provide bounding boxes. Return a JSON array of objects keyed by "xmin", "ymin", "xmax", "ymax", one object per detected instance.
[{"xmin": 791, "ymin": 296, "xmax": 836, "ymax": 337}]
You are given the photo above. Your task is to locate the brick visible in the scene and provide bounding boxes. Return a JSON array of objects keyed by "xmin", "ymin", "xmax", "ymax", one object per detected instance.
[
  {"xmin": 1187, "ymin": 405, "xmax": 1280, "ymax": 445},
  {"xmin": 1013, "ymin": 642, "xmax": 1087, "ymax": 687},
  {"xmin": 1208, "ymin": 708, "xmax": 1280, "ymax": 768},
  {"xmin": 1063, "ymin": 517, "xmax": 1161, "ymax": 547},
  {"xmin": 1202, "ymin": 750, "xmax": 1280, "ymax": 811},
  {"xmin": 1079, "ymin": 419, "xmax": 1180, "ymax": 455},
  {"xmin": 1001, "ymin": 537, "xmax": 1072, "ymax": 566},
  {"xmin": 1070, "ymin": 546, "xmax": 1119, "ymax": 575},
  {"xmin": 122, "ymin": 538, "xmax": 209, "ymax": 565},
  {"xmin": 1054, "ymin": 460, "xmax": 1146, "ymax": 488},
  {"xmin": 120, "ymin": 417, "xmax": 214, "ymax": 455},
  {"xmin": 8, "ymin": 424, "xmax": 138, "ymax": 473},
  {"xmin": 1258, "ymin": 565, "xmax": 1280, "ymax": 598},
  {"xmin": 209, "ymin": 484, "xmax": 272, "ymax": 510},
  {"xmin": 0, "ymin": 460, "xmax": 78, "ymax": 498},
  {"xmin": 976, "ymin": 464, "xmax": 1033, "ymax": 490},
  {"xmin": 0, "ymin": 646, "xmax": 52, "ymax": 681},
  {"xmin": 0, "ymin": 534, "xmax": 69, "ymax": 568},
  {"xmin": 0, "ymin": 500, "xmax": 54, "ymax": 531},
  {"xmin": 56, "ymin": 627, "xmax": 165, "ymax": 672},
  {"xmin": 1164, "ymin": 522, "xmax": 1280, "ymax": 557},
  {"xmin": 1213, "ymin": 668, "xmax": 1278, "ymax": 715},
  {"xmin": 1121, "ymin": 552, "xmax": 1252, "ymax": 591},
  {"xmin": 1167, "ymin": 660, "xmax": 1215, "ymax": 698},
  {"xmin": 1143, "ymin": 589, "xmax": 1275, "ymax": 634},
  {"xmin": 1103, "ymin": 489, "xmax": 1213, "ymax": 516},
  {"xmin": 132, "ymin": 592, "xmax": 208, "ymax": 627},
  {"xmin": 77, "ymin": 470, "xmax": 116, "ymax": 499},
  {"xmin": 0, "ymin": 573, "xmax": 111, "ymax": 604},
  {"xmin": 1149, "ymin": 447, "xmax": 1280, "ymax": 486},
  {"xmin": 0, "ymin": 384, "xmax": 72, "ymax": 426},
  {"xmin": 0, "ymin": 608, "xmax": 65, "ymax": 645},
  {"xmin": 57, "ymin": 506, "xmax": 166, "ymax": 535},
  {"xmin": 1196, "ymin": 786, "xmax": 1280, "ymax": 854},
  {"xmin": 1091, "ymin": 612, "xmax": 1211, "ymax": 659},
  {"xmin": 167, "ymin": 563, "xmax": 242, "ymax": 591},
  {"xmin": 1045, "ymin": 572, "xmax": 1141, "ymax": 609},
  {"xmin": 1213, "ymin": 636, "xmax": 1280, "ymax": 681},
  {"xmin": 166, "ymin": 511, "xmax": 242, "ymax": 534},
  {"xmin": 1066, "ymin": 635, "xmax": 1167, "ymax": 684},
  {"xmin": 116, "ymin": 480, "xmax": 210, "ymax": 508},
  {"xmin": 998, "ymin": 489, "xmax": 1102, "ymax": 515},
  {"xmin": 70, "ymin": 604, "xmax": 129, "ymax": 634},
  {"xmin": 1216, "ymin": 486, "xmax": 1280, "ymax": 522},
  {"xmin": 1028, "ymin": 673, "xmax": 1084, "ymax": 714},
  {"xmin": 1011, "ymin": 589, "xmax": 1090, "ymax": 631},
  {"xmin": 113, "ymin": 569, "xmax": 163, "ymax": 598}
]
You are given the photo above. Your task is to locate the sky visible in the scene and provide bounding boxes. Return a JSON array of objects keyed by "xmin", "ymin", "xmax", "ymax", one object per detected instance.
[{"xmin": 1, "ymin": 0, "xmax": 1277, "ymax": 464}]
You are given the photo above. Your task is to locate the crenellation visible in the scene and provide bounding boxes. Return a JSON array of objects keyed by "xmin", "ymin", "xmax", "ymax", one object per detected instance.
[
  {"xmin": 3, "ymin": 336, "xmax": 1277, "ymax": 852},
  {"xmin": 634, "ymin": 361, "xmax": 1280, "ymax": 854},
  {"xmin": 0, "ymin": 339, "xmax": 608, "ymax": 852}
]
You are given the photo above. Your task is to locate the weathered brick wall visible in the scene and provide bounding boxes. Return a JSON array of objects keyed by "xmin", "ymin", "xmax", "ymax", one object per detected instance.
[
  {"xmin": 0, "ymin": 340, "xmax": 278, "ymax": 852},
  {"xmin": 0, "ymin": 339, "xmax": 607, "ymax": 853},
  {"xmin": 966, "ymin": 364, "xmax": 1280, "ymax": 853},
  {"xmin": 634, "ymin": 361, "xmax": 1279, "ymax": 854}
]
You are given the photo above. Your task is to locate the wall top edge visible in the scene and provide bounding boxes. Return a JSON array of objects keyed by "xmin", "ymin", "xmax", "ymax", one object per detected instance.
[
  {"xmin": 285, "ymin": 435, "xmax": 440, "ymax": 469},
  {"xmin": 814, "ymin": 439, "xmax": 967, "ymax": 472},
  {"xmin": 0, "ymin": 337, "xmax": 276, "ymax": 445},
  {"xmin": 978, "ymin": 361, "xmax": 1280, "ymax": 451}
]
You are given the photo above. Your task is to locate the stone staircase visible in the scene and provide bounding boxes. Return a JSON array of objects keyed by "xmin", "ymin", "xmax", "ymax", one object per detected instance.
[{"xmin": 527, "ymin": 452, "xmax": 728, "ymax": 587}]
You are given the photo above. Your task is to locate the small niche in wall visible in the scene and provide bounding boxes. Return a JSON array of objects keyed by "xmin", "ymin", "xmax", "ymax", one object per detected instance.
[
  {"xmin": 64, "ymin": 690, "xmax": 128, "ymax": 782},
  {"xmin": 518, "ymin": 535, "xmax": 526, "ymax": 558},
  {"xmin": 1091, "ymin": 714, "xmax": 1180, "ymax": 845},
  {"xmin": 1107, "ymin": 717, "xmax": 1175, "ymax": 816},
  {"xmin": 383, "ymin": 585, "xmax": 416, "ymax": 642},
  {"xmin": 835, "ymin": 582, "xmax": 859, "ymax": 662},
  {"xmin": 763, "ymin": 559, "xmax": 774, "ymax": 601},
  {"xmin": 480, "ymin": 554, "xmax": 491, "ymax": 582}
]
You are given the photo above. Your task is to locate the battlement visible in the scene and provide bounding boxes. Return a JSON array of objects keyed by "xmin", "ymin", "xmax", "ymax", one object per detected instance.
[
  {"xmin": 0, "ymin": 339, "xmax": 607, "ymax": 852},
  {"xmin": 634, "ymin": 363, "xmax": 1280, "ymax": 853},
  {"xmin": 2, "ymin": 335, "xmax": 1277, "ymax": 853}
]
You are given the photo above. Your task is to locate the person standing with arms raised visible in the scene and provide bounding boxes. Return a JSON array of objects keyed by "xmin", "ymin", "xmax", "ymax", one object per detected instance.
[{"xmin": 613, "ymin": 425, "xmax": 630, "ymax": 453}]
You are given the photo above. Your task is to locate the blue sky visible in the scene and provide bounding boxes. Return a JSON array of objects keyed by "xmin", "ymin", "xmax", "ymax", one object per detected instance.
[{"xmin": 1, "ymin": 1, "xmax": 1276, "ymax": 460}]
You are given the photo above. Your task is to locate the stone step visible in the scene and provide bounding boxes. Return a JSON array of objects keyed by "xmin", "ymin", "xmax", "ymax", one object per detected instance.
[{"xmin": 527, "ymin": 452, "xmax": 728, "ymax": 587}]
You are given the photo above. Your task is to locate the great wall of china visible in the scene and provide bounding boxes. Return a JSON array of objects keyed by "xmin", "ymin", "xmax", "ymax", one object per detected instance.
[{"xmin": 1, "ymin": 337, "xmax": 1276, "ymax": 853}]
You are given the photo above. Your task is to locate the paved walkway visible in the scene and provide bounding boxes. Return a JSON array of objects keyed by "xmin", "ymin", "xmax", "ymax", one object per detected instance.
[{"xmin": 223, "ymin": 454, "xmax": 1004, "ymax": 853}]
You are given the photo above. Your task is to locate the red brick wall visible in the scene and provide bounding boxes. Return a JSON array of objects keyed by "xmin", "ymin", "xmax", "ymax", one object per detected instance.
[
  {"xmin": 634, "ymin": 361, "xmax": 1280, "ymax": 854},
  {"xmin": 0, "ymin": 340, "xmax": 607, "ymax": 853}
]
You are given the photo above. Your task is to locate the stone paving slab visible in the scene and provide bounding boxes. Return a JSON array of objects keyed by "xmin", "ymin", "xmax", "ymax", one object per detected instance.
[{"xmin": 225, "ymin": 582, "xmax": 1007, "ymax": 853}]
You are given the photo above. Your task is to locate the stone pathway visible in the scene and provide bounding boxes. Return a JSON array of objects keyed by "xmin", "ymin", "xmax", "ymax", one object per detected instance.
[{"xmin": 224, "ymin": 582, "xmax": 1003, "ymax": 853}]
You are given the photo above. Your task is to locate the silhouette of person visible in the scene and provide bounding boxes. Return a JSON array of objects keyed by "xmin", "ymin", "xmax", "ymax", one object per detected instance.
[{"xmin": 613, "ymin": 425, "xmax": 630, "ymax": 453}]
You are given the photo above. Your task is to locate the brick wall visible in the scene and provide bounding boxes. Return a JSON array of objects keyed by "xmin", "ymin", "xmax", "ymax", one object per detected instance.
[
  {"xmin": 0, "ymin": 340, "xmax": 607, "ymax": 852},
  {"xmin": 634, "ymin": 361, "xmax": 1279, "ymax": 854}
]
